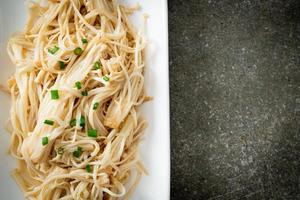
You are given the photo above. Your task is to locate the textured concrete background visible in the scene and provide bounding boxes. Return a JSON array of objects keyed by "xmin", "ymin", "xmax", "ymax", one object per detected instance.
[{"xmin": 169, "ymin": 0, "xmax": 300, "ymax": 199}]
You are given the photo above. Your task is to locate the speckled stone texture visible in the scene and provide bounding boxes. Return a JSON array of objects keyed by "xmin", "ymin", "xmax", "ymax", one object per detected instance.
[{"xmin": 169, "ymin": 0, "xmax": 300, "ymax": 199}]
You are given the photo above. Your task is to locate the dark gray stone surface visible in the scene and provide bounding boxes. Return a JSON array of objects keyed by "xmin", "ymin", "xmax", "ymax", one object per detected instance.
[{"xmin": 169, "ymin": 0, "xmax": 300, "ymax": 199}]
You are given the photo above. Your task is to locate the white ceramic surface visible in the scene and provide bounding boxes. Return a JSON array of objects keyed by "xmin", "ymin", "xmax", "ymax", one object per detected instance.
[{"xmin": 0, "ymin": 0, "xmax": 170, "ymax": 199}]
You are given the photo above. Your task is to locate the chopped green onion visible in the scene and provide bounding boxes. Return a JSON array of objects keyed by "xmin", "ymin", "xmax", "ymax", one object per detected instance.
[
  {"xmin": 81, "ymin": 90, "xmax": 88, "ymax": 96},
  {"xmin": 51, "ymin": 90, "xmax": 59, "ymax": 99},
  {"xmin": 48, "ymin": 46, "xmax": 59, "ymax": 54},
  {"xmin": 44, "ymin": 119, "xmax": 54, "ymax": 125},
  {"xmin": 73, "ymin": 150, "xmax": 80, "ymax": 158},
  {"xmin": 73, "ymin": 146, "xmax": 83, "ymax": 158},
  {"xmin": 42, "ymin": 136, "xmax": 48, "ymax": 146},
  {"xmin": 93, "ymin": 61, "xmax": 101, "ymax": 70},
  {"xmin": 82, "ymin": 38, "xmax": 88, "ymax": 44},
  {"xmin": 59, "ymin": 61, "xmax": 65, "ymax": 69},
  {"xmin": 93, "ymin": 102, "xmax": 99, "ymax": 110},
  {"xmin": 86, "ymin": 164, "xmax": 92, "ymax": 173},
  {"xmin": 70, "ymin": 119, "xmax": 76, "ymax": 127},
  {"xmin": 88, "ymin": 129, "xmax": 97, "ymax": 138},
  {"xmin": 75, "ymin": 81, "xmax": 82, "ymax": 90},
  {"xmin": 103, "ymin": 75, "xmax": 109, "ymax": 82},
  {"xmin": 74, "ymin": 47, "xmax": 83, "ymax": 55},
  {"xmin": 79, "ymin": 116, "xmax": 85, "ymax": 127},
  {"xmin": 57, "ymin": 147, "xmax": 64, "ymax": 155}
]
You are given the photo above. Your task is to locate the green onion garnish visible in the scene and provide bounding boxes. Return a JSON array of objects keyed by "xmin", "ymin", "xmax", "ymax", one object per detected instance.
[
  {"xmin": 73, "ymin": 150, "xmax": 80, "ymax": 158},
  {"xmin": 79, "ymin": 116, "xmax": 85, "ymax": 127},
  {"xmin": 42, "ymin": 136, "xmax": 48, "ymax": 146},
  {"xmin": 75, "ymin": 81, "xmax": 82, "ymax": 90},
  {"xmin": 70, "ymin": 119, "xmax": 76, "ymax": 127},
  {"xmin": 57, "ymin": 147, "xmax": 64, "ymax": 155},
  {"xmin": 81, "ymin": 91, "xmax": 88, "ymax": 96},
  {"xmin": 103, "ymin": 75, "xmax": 109, "ymax": 82},
  {"xmin": 93, "ymin": 102, "xmax": 99, "ymax": 110},
  {"xmin": 82, "ymin": 38, "xmax": 88, "ymax": 44},
  {"xmin": 74, "ymin": 47, "xmax": 83, "ymax": 55},
  {"xmin": 48, "ymin": 46, "xmax": 59, "ymax": 54},
  {"xmin": 88, "ymin": 129, "xmax": 97, "ymax": 138},
  {"xmin": 44, "ymin": 119, "xmax": 54, "ymax": 125},
  {"xmin": 73, "ymin": 147, "xmax": 83, "ymax": 158},
  {"xmin": 51, "ymin": 90, "xmax": 59, "ymax": 100},
  {"xmin": 86, "ymin": 164, "xmax": 92, "ymax": 173},
  {"xmin": 93, "ymin": 61, "xmax": 101, "ymax": 70},
  {"xmin": 59, "ymin": 61, "xmax": 65, "ymax": 69}
]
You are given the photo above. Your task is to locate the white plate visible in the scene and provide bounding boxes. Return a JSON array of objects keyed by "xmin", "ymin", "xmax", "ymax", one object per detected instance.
[{"xmin": 0, "ymin": 1, "xmax": 170, "ymax": 199}]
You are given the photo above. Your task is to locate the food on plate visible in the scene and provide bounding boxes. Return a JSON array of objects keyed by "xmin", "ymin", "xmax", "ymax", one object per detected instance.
[{"xmin": 5, "ymin": 0, "xmax": 149, "ymax": 199}]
